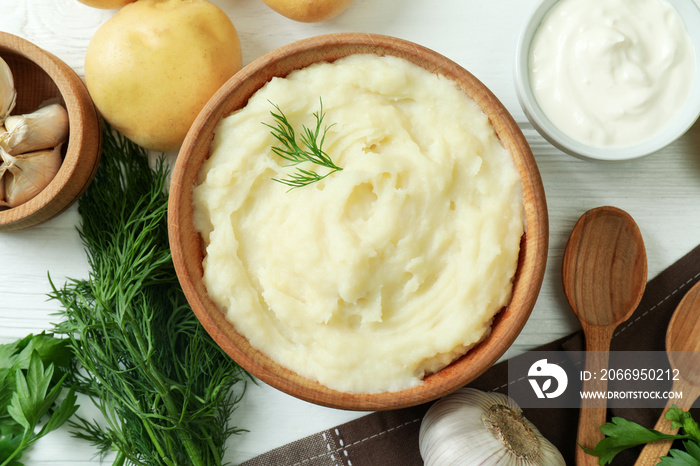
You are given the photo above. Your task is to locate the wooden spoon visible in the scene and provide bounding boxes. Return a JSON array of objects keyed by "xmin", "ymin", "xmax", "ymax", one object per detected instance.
[
  {"xmin": 562, "ymin": 206, "xmax": 647, "ymax": 466},
  {"xmin": 634, "ymin": 280, "xmax": 700, "ymax": 465}
]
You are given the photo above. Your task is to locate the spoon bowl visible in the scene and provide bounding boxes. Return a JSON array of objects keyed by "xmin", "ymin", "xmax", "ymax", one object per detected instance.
[
  {"xmin": 667, "ymin": 281, "xmax": 700, "ymax": 372},
  {"xmin": 562, "ymin": 206, "xmax": 647, "ymax": 328},
  {"xmin": 562, "ymin": 206, "xmax": 647, "ymax": 465},
  {"xmin": 634, "ymin": 280, "xmax": 700, "ymax": 465}
]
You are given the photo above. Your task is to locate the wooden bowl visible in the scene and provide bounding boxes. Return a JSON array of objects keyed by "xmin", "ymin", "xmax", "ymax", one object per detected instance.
[
  {"xmin": 0, "ymin": 32, "xmax": 101, "ymax": 231},
  {"xmin": 169, "ymin": 33, "xmax": 549, "ymax": 410}
]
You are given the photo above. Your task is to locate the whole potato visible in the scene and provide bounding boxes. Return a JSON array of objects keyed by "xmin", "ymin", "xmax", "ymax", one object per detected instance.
[
  {"xmin": 261, "ymin": 0, "xmax": 353, "ymax": 22},
  {"xmin": 85, "ymin": 0, "xmax": 242, "ymax": 152},
  {"xmin": 76, "ymin": 0, "xmax": 135, "ymax": 9}
]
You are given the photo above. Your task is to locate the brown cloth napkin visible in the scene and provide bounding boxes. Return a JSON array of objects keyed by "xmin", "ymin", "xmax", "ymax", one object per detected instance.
[{"xmin": 242, "ymin": 243, "xmax": 700, "ymax": 466}]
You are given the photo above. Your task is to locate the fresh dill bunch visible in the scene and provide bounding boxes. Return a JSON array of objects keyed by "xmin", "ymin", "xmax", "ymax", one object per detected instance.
[
  {"xmin": 50, "ymin": 124, "xmax": 248, "ymax": 466},
  {"xmin": 263, "ymin": 98, "xmax": 342, "ymax": 190}
]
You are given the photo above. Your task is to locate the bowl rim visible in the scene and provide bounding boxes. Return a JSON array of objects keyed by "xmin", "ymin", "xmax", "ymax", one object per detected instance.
[
  {"xmin": 169, "ymin": 32, "xmax": 549, "ymax": 410},
  {"xmin": 0, "ymin": 31, "xmax": 102, "ymax": 231},
  {"xmin": 514, "ymin": 0, "xmax": 700, "ymax": 162}
]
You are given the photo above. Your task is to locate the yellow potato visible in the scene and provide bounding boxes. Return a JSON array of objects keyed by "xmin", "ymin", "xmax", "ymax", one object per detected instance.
[
  {"xmin": 261, "ymin": 0, "xmax": 354, "ymax": 22},
  {"xmin": 85, "ymin": 0, "xmax": 242, "ymax": 152},
  {"xmin": 76, "ymin": 0, "xmax": 135, "ymax": 9}
]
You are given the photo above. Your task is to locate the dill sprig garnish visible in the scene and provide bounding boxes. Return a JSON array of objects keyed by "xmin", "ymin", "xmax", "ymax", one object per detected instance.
[
  {"xmin": 264, "ymin": 99, "xmax": 342, "ymax": 190},
  {"xmin": 50, "ymin": 124, "xmax": 248, "ymax": 466}
]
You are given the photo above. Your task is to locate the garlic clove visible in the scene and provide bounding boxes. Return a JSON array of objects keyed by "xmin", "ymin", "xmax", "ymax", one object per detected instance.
[
  {"xmin": 1, "ymin": 103, "xmax": 69, "ymax": 155},
  {"xmin": 2, "ymin": 144, "xmax": 62, "ymax": 207},
  {"xmin": 0, "ymin": 162, "xmax": 7, "ymax": 209},
  {"xmin": 0, "ymin": 125, "xmax": 7, "ymax": 156},
  {"xmin": 419, "ymin": 388, "xmax": 566, "ymax": 466},
  {"xmin": 0, "ymin": 57, "xmax": 16, "ymax": 125}
]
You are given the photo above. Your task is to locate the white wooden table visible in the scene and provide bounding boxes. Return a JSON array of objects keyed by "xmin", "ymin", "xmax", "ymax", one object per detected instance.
[{"xmin": 2, "ymin": 0, "xmax": 700, "ymax": 464}]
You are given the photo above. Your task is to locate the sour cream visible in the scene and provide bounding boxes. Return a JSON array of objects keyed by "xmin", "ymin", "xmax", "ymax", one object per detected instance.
[
  {"xmin": 193, "ymin": 54, "xmax": 524, "ymax": 394},
  {"xmin": 529, "ymin": 0, "xmax": 696, "ymax": 148}
]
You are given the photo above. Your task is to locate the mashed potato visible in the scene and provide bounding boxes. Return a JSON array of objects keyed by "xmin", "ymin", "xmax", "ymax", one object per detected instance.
[{"xmin": 193, "ymin": 54, "xmax": 524, "ymax": 394}]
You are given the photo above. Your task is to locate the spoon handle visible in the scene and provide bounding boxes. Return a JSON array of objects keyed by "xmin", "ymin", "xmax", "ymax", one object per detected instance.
[
  {"xmin": 576, "ymin": 326, "xmax": 614, "ymax": 466},
  {"xmin": 634, "ymin": 379, "xmax": 700, "ymax": 466}
]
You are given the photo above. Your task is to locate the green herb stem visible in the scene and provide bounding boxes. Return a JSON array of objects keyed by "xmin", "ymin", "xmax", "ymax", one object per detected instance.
[
  {"xmin": 113, "ymin": 451, "xmax": 127, "ymax": 466},
  {"xmin": 264, "ymin": 99, "xmax": 342, "ymax": 190}
]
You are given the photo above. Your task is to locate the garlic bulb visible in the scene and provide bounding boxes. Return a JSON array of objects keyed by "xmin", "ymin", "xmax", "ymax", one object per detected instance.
[
  {"xmin": 1, "ymin": 103, "xmax": 69, "ymax": 155},
  {"xmin": 419, "ymin": 388, "xmax": 565, "ymax": 466},
  {"xmin": 0, "ymin": 145, "xmax": 62, "ymax": 207},
  {"xmin": 0, "ymin": 57, "xmax": 16, "ymax": 125}
]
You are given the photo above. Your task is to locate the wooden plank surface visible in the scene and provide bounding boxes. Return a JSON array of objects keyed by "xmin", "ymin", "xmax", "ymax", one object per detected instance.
[{"xmin": 2, "ymin": 0, "xmax": 700, "ymax": 463}]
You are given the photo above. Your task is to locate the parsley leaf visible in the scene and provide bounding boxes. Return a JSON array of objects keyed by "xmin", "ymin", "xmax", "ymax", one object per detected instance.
[
  {"xmin": 581, "ymin": 416, "xmax": 688, "ymax": 464},
  {"xmin": 668, "ymin": 407, "xmax": 700, "ymax": 444},
  {"xmin": 0, "ymin": 435, "xmax": 22, "ymax": 466},
  {"xmin": 0, "ymin": 335, "xmax": 78, "ymax": 466},
  {"xmin": 658, "ymin": 441, "xmax": 700, "ymax": 466}
]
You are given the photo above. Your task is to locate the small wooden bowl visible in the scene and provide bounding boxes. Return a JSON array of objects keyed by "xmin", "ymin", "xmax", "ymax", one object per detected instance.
[
  {"xmin": 0, "ymin": 32, "xmax": 101, "ymax": 231},
  {"xmin": 169, "ymin": 33, "xmax": 549, "ymax": 410}
]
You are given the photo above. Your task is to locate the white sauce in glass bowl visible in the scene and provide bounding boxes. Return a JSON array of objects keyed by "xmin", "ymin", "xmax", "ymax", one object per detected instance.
[{"xmin": 529, "ymin": 0, "xmax": 696, "ymax": 148}]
